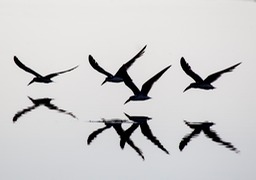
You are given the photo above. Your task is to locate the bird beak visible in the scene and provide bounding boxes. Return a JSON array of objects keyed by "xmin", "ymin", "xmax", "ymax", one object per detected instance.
[
  {"xmin": 183, "ymin": 86, "xmax": 191, "ymax": 92},
  {"xmin": 101, "ymin": 79, "xmax": 107, "ymax": 86},
  {"xmin": 124, "ymin": 99, "xmax": 130, "ymax": 104},
  {"xmin": 28, "ymin": 79, "xmax": 34, "ymax": 86}
]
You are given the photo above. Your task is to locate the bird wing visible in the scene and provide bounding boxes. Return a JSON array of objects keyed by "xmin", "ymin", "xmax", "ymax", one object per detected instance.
[
  {"xmin": 141, "ymin": 65, "xmax": 171, "ymax": 96},
  {"xmin": 44, "ymin": 102, "xmax": 77, "ymax": 119},
  {"xmin": 88, "ymin": 55, "xmax": 113, "ymax": 77},
  {"xmin": 180, "ymin": 57, "xmax": 203, "ymax": 83},
  {"xmin": 87, "ymin": 125, "xmax": 112, "ymax": 145},
  {"xmin": 140, "ymin": 122, "xmax": 169, "ymax": 154},
  {"xmin": 204, "ymin": 62, "xmax": 241, "ymax": 84},
  {"xmin": 120, "ymin": 123, "xmax": 139, "ymax": 149},
  {"xmin": 115, "ymin": 45, "xmax": 147, "ymax": 77},
  {"xmin": 44, "ymin": 65, "xmax": 78, "ymax": 79},
  {"xmin": 179, "ymin": 128, "xmax": 201, "ymax": 151},
  {"xmin": 203, "ymin": 127, "xmax": 239, "ymax": 153},
  {"xmin": 123, "ymin": 71, "xmax": 140, "ymax": 95},
  {"xmin": 14, "ymin": 56, "xmax": 42, "ymax": 77},
  {"xmin": 113, "ymin": 124, "xmax": 144, "ymax": 160},
  {"xmin": 13, "ymin": 105, "xmax": 38, "ymax": 123}
]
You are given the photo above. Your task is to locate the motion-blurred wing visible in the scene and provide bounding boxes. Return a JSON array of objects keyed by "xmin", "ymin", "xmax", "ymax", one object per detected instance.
[
  {"xmin": 179, "ymin": 128, "xmax": 201, "ymax": 151},
  {"xmin": 87, "ymin": 125, "xmax": 112, "ymax": 145},
  {"xmin": 203, "ymin": 128, "xmax": 239, "ymax": 153},
  {"xmin": 140, "ymin": 122, "xmax": 169, "ymax": 154},
  {"xmin": 180, "ymin": 57, "xmax": 203, "ymax": 83},
  {"xmin": 204, "ymin": 62, "xmax": 241, "ymax": 84},
  {"xmin": 13, "ymin": 105, "xmax": 38, "ymax": 123},
  {"xmin": 44, "ymin": 102, "xmax": 77, "ymax": 119}
]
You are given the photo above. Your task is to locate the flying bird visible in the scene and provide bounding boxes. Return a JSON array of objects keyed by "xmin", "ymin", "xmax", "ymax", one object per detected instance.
[
  {"xmin": 122, "ymin": 113, "xmax": 169, "ymax": 154},
  {"xmin": 179, "ymin": 120, "xmax": 239, "ymax": 153},
  {"xmin": 14, "ymin": 56, "xmax": 78, "ymax": 85},
  {"xmin": 180, "ymin": 57, "xmax": 241, "ymax": 92},
  {"xmin": 88, "ymin": 45, "xmax": 147, "ymax": 85},
  {"xmin": 87, "ymin": 119, "xmax": 144, "ymax": 160},
  {"xmin": 123, "ymin": 65, "xmax": 171, "ymax": 104},
  {"xmin": 13, "ymin": 96, "xmax": 77, "ymax": 123}
]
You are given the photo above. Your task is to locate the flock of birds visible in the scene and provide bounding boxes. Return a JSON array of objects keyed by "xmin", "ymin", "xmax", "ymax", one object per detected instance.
[{"xmin": 13, "ymin": 45, "xmax": 241, "ymax": 160}]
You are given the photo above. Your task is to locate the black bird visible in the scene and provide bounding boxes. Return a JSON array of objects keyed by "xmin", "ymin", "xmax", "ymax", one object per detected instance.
[
  {"xmin": 180, "ymin": 57, "xmax": 241, "ymax": 92},
  {"xmin": 88, "ymin": 45, "xmax": 147, "ymax": 85},
  {"xmin": 123, "ymin": 65, "xmax": 171, "ymax": 104},
  {"xmin": 122, "ymin": 113, "xmax": 169, "ymax": 154},
  {"xmin": 13, "ymin": 96, "xmax": 77, "ymax": 123},
  {"xmin": 87, "ymin": 119, "xmax": 144, "ymax": 160},
  {"xmin": 14, "ymin": 56, "xmax": 78, "ymax": 85},
  {"xmin": 179, "ymin": 120, "xmax": 239, "ymax": 153}
]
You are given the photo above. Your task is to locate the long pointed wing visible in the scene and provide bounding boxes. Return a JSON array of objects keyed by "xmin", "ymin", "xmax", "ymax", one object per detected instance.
[
  {"xmin": 141, "ymin": 65, "xmax": 171, "ymax": 95},
  {"xmin": 115, "ymin": 45, "xmax": 147, "ymax": 76},
  {"xmin": 44, "ymin": 65, "xmax": 78, "ymax": 79},
  {"xmin": 113, "ymin": 124, "xmax": 144, "ymax": 160},
  {"xmin": 179, "ymin": 128, "xmax": 201, "ymax": 151},
  {"xmin": 140, "ymin": 122, "xmax": 169, "ymax": 154},
  {"xmin": 180, "ymin": 57, "xmax": 203, "ymax": 83},
  {"xmin": 204, "ymin": 62, "xmax": 241, "ymax": 84},
  {"xmin": 44, "ymin": 102, "xmax": 77, "ymax": 119},
  {"xmin": 87, "ymin": 125, "xmax": 112, "ymax": 145},
  {"xmin": 123, "ymin": 71, "xmax": 140, "ymax": 95},
  {"xmin": 203, "ymin": 128, "xmax": 239, "ymax": 153},
  {"xmin": 120, "ymin": 123, "xmax": 139, "ymax": 149},
  {"xmin": 13, "ymin": 105, "xmax": 38, "ymax": 123},
  {"xmin": 88, "ymin": 55, "xmax": 113, "ymax": 77},
  {"xmin": 14, "ymin": 56, "xmax": 42, "ymax": 77}
]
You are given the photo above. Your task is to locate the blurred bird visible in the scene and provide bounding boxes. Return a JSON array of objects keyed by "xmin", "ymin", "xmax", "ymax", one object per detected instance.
[
  {"xmin": 88, "ymin": 45, "xmax": 146, "ymax": 85},
  {"xmin": 14, "ymin": 56, "xmax": 78, "ymax": 85},
  {"xmin": 122, "ymin": 113, "xmax": 169, "ymax": 154},
  {"xmin": 13, "ymin": 96, "xmax": 77, "ymax": 123},
  {"xmin": 179, "ymin": 120, "xmax": 239, "ymax": 153},
  {"xmin": 180, "ymin": 57, "xmax": 241, "ymax": 92},
  {"xmin": 123, "ymin": 65, "xmax": 171, "ymax": 104}
]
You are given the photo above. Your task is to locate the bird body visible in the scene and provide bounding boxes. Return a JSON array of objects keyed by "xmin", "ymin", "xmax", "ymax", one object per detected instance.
[
  {"xmin": 89, "ymin": 45, "xmax": 147, "ymax": 85},
  {"xmin": 179, "ymin": 120, "xmax": 239, "ymax": 153},
  {"xmin": 180, "ymin": 57, "xmax": 241, "ymax": 92},
  {"xmin": 14, "ymin": 56, "xmax": 78, "ymax": 85}
]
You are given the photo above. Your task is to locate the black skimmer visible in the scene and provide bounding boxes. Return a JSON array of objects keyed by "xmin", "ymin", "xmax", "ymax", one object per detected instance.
[
  {"xmin": 123, "ymin": 65, "xmax": 171, "ymax": 104},
  {"xmin": 88, "ymin": 45, "xmax": 146, "ymax": 85},
  {"xmin": 179, "ymin": 120, "xmax": 239, "ymax": 153},
  {"xmin": 122, "ymin": 113, "xmax": 169, "ymax": 154},
  {"xmin": 87, "ymin": 119, "xmax": 144, "ymax": 160},
  {"xmin": 13, "ymin": 96, "xmax": 77, "ymax": 122},
  {"xmin": 14, "ymin": 56, "xmax": 78, "ymax": 85},
  {"xmin": 180, "ymin": 57, "xmax": 241, "ymax": 92}
]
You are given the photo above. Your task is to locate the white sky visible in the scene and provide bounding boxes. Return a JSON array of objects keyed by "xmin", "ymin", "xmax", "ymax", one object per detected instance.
[{"xmin": 0, "ymin": 0, "xmax": 256, "ymax": 179}]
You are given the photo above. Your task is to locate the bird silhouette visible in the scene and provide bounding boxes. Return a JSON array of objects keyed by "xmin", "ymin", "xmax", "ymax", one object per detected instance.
[
  {"xmin": 123, "ymin": 65, "xmax": 171, "ymax": 104},
  {"xmin": 88, "ymin": 45, "xmax": 146, "ymax": 85},
  {"xmin": 179, "ymin": 120, "xmax": 239, "ymax": 153},
  {"xmin": 180, "ymin": 57, "xmax": 241, "ymax": 92},
  {"xmin": 122, "ymin": 113, "xmax": 169, "ymax": 154},
  {"xmin": 13, "ymin": 96, "xmax": 77, "ymax": 123},
  {"xmin": 87, "ymin": 119, "xmax": 144, "ymax": 160},
  {"xmin": 14, "ymin": 56, "xmax": 78, "ymax": 85}
]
